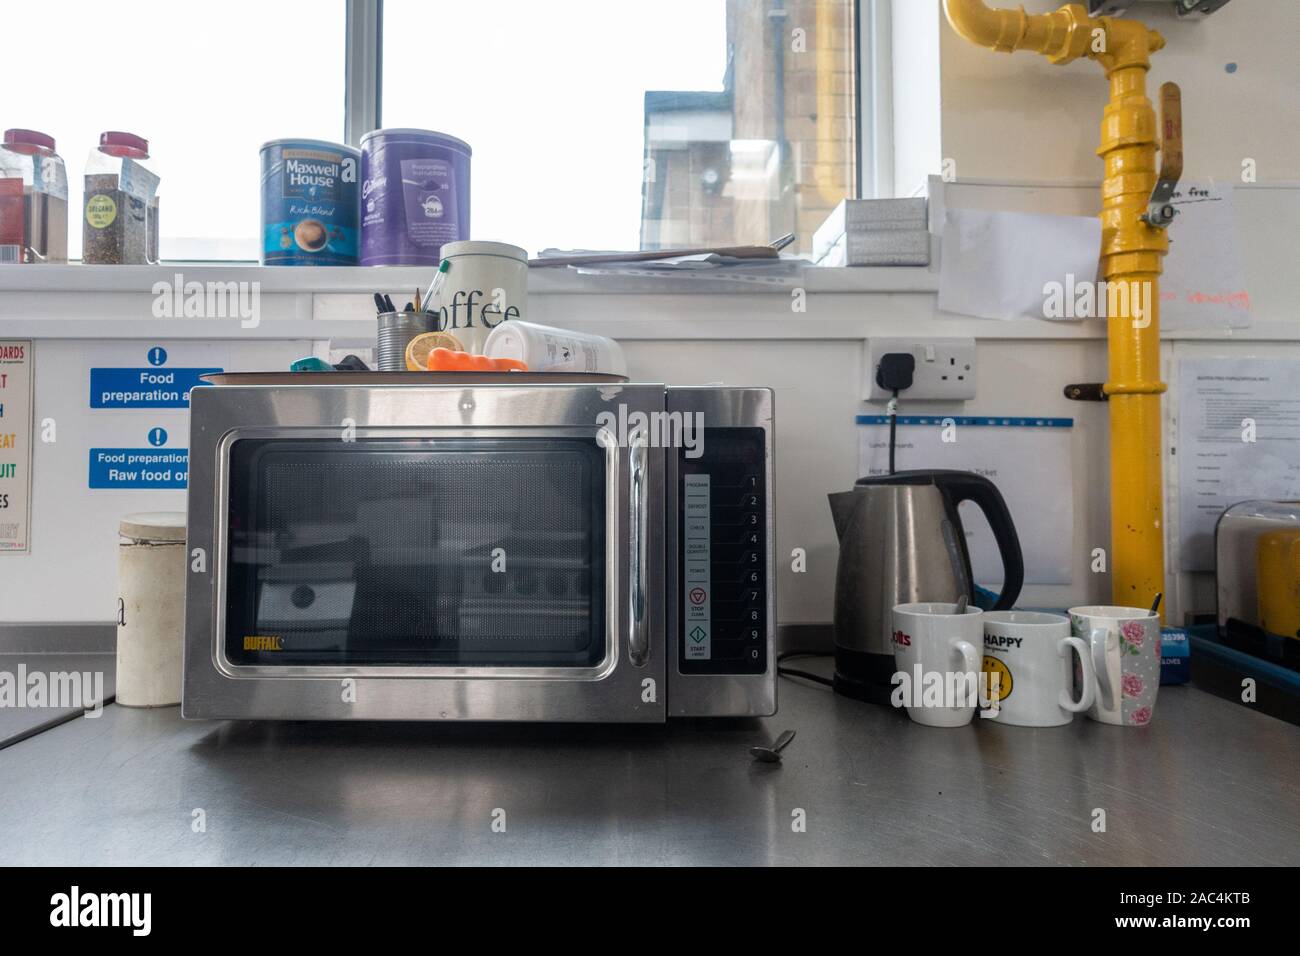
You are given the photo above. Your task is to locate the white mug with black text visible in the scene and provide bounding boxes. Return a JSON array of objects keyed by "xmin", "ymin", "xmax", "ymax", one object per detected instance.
[
  {"xmin": 890, "ymin": 602, "xmax": 984, "ymax": 728},
  {"xmin": 981, "ymin": 611, "xmax": 1096, "ymax": 727}
]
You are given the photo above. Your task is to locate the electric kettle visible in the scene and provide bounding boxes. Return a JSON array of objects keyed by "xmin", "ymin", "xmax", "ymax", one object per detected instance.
[{"xmin": 828, "ymin": 470, "xmax": 1024, "ymax": 703}]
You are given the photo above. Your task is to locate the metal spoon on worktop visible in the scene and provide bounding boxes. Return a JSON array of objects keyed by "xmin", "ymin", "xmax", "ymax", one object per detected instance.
[{"xmin": 750, "ymin": 729, "xmax": 796, "ymax": 763}]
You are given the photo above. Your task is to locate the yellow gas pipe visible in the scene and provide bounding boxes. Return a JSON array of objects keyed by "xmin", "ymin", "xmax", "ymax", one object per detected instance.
[{"xmin": 943, "ymin": 0, "xmax": 1171, "ymax": 619}]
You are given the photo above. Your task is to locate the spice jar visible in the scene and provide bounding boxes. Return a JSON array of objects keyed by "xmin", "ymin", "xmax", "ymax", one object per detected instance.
[
  {"xmin": 82, "ymin": 131, "xmax": 161, "ymax": 264},
  {"xmin": 0, "ymin": 128, "xmax": 69, "ymax": 264}
]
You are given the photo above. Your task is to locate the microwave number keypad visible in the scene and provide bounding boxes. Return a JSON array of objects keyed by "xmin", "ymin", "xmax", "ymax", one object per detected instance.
[
  {"xmin": 678, "ymin": 428, "xmax": 766, "ymax": 676},
  {"xmin": 683, "ymin": 474, "xmax": 712, "ymax": 660}
]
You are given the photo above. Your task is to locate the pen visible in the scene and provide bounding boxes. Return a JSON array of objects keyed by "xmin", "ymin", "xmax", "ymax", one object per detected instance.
[{"xmin": 422, "ymin": 260, "xmax": 451, "ymax": 312}]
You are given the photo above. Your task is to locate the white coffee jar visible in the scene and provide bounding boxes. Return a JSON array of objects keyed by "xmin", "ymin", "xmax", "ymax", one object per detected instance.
[
  {"xmin": 432, "ymin": 240, "xmax": 528, "ymax": 354},
  {"xmin": 117, "ymin": 512, "xmax": 187, "ymax": 707},
  {"xmin": 485, "ymin": 319, "xmax": 627, "ymax": 376}
]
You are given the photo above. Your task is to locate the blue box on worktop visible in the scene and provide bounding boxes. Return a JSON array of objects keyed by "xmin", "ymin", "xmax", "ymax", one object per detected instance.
[{"xmin": 1160, "ymin": 627, "xmax": 1191, "ymax": 685}]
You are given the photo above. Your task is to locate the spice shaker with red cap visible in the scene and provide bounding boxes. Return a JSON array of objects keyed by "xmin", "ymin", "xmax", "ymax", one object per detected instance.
[
  {"xmin": 0, "ymin": 128, "xmax": 68, "ymax": 264},
  {"xmin": 82, "ymin": 131, "xmax": 161, "ymax": 264}
]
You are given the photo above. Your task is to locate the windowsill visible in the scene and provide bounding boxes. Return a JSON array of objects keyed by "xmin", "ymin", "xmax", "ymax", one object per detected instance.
[
  {"xmin": 2, "ymin": 259, "xmax": 1293, "ymax": 345},
  {"xmin": 0, "ymin": 261, "xmax": 940, "ymax": 295}
]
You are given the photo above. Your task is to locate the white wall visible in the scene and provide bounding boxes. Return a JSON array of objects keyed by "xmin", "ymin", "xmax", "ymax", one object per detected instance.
[
  {"xmin": 937, "ymin": 0, "xmax": 1300, "ymax": 184},
  {"xmin": 4, "ymin": 303, "xmax": 1120, "ymax": 625},
  {"xmin": 7, "ymin": 220, "xmax": 1295, "ymax": 627}
]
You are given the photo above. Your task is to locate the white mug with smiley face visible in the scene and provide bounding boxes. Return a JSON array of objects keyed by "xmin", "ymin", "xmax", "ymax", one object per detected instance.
[{"xmin": 980, "ymin": 611, "xmax": 1096, "ymax": 727}]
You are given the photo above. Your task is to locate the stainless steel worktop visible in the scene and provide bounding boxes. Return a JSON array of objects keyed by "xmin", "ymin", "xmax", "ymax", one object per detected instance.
[
  {"xmin": 1, "ymin": 648, "xmax": 1297, "ymax": 866},
  {"xmin": 0, "ymin": 625, "xmax": 115, "ymax": 749}
]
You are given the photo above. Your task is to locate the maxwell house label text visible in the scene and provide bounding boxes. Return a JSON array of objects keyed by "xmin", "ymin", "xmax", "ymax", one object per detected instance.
[{"xmin": 283, "ymin": 149, "xmax": 354, "ymax": 201}]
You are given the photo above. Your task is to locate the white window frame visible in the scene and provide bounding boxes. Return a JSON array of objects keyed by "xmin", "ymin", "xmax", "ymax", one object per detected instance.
[
  {"xmin": 344, "ymin": 0, "xmax": 383, "ymax": 146},
  {"xmin": 857, "ymin": 0, "xmax": 894, "ymax": 199}
]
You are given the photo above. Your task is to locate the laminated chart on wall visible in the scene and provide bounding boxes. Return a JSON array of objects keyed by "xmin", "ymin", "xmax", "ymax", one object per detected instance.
[
  {"xmin": 857, "ymin": 416, "xmax": 1074, "ymax": 586},
  {"xmin": 0, "ymin": 341, "xmax": 34, "ymax": 553},
  {"xmin": 1176, "ymin": 358, "xmax": 1300, "ymax": 571}
]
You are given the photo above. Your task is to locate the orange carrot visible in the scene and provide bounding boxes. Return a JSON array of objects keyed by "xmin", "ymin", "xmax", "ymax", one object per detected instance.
[
  {"xmin": 426, "ymin": 348, "xmax": 530, "ymax": 373},
  {"xmin": 427, "ymin": 347, "xmax": 471, "ymax": 371}
]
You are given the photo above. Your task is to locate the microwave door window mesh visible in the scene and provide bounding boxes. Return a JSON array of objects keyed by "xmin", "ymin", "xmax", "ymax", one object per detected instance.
[{"xmin": 225, "ymin": 438, "xmax": 606, "ymax": 667}]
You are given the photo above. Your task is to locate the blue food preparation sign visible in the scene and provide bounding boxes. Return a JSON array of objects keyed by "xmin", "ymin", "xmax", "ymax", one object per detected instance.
[
  {"xmin": 89, "ymin": 447, "xmax": 188, "ymax": 489},
  {"xmin": 90, "ymin": 367, "xmax": 220, "ymax": 408}
]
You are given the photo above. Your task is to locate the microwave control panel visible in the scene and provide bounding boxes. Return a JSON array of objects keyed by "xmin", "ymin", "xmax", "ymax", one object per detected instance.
[{"xmin": 677, "ymin": 427, "xmax": 766, "ymax": 676}]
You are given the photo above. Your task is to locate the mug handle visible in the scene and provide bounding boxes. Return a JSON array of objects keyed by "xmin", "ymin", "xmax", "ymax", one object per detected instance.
[
  {"xmin": 953, "ymin": 639, "xmax": 981, "ymax": 708},
  {"xmin": 1059, "ymin": 636, "xmax": 1096, "ymax": 713},
  {"xmin": 1089, "ymin": 626, "xmax": 1112, "ymax": 711}
]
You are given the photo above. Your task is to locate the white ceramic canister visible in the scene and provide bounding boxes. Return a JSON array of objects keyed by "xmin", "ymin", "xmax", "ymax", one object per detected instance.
[
  {"xmin": 484, "ymin": 319, "xmax": 627, "ymax": 376},
  {"xmin": 117, "ymin": 512, "xmax": 187, "ymax": 707},
  {"xmin": 431, "ymin": 240, "xmax": 528, "ymax": 354}
]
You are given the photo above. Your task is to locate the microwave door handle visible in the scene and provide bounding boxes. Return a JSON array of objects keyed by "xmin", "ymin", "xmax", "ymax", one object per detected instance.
[{"xmin": 628, "ymin": 430, "xmax": 650, "ymax": 666}]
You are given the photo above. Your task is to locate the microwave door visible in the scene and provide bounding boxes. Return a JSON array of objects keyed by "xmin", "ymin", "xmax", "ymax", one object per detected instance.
[{"xmin": 184, "ymin": 383, "xmax": 667, "ymax": 721}]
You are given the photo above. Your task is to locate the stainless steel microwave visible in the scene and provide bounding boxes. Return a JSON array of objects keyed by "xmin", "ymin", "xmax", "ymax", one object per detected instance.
[{"xmin": 182, "ymin": 374, "xmax": 775, "ymax": 722}]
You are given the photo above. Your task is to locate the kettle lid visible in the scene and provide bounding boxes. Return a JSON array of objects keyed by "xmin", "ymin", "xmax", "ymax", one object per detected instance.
[{"xmin": 854, "ymin": 469, "xmax": 965, "ymax": 487}]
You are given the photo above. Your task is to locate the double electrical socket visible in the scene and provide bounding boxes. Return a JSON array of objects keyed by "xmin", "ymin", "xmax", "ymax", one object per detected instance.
[{"xmin": 863, "ymin": 337, "xmax": 977, "ymax": 401}]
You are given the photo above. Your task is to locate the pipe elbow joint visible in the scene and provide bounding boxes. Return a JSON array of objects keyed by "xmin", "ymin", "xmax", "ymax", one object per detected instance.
[
  {"xmin": 944, "ymin": 0, "xmax": 1093, "ymax": 64},
  {"xmin": 943, "ymin": 0, "xmax": 1025, "ymax": 52}
]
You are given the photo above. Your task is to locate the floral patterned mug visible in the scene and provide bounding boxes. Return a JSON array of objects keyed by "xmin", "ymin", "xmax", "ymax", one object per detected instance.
[{"xmin": 1068, "ymin": 606, "xmax": 1161, "ymax": 727}]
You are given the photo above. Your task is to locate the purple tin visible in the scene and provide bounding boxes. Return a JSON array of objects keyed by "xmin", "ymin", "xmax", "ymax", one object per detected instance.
[{"xmin": 359, "ymin": 128, "xmax": 471, "ymax": 266}]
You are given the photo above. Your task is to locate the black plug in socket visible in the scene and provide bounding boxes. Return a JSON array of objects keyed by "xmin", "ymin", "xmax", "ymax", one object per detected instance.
[{"xmin": 876, "ymin": 352, "xmax": 916, "ymax": 393}]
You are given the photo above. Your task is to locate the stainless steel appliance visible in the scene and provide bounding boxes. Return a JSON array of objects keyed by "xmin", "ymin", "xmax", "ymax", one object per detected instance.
[
  {"xmin": 828, "ymin": 470, "xmax": 1023, "ymax": 702},
  {"xmin": 1216, "ymin": 500, "xmax": 1300, "ymax": 651},
  {"xmin": 183, "ymin": 373, "xmax": 774, "ymax": 721}
]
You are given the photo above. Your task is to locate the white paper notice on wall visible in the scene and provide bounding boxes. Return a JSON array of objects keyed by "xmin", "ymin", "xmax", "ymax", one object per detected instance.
[
  {"xmin": 1160, "ymin": 181, "xmax": 1250, "ymax": 332},
  {"xmin": 1176, "ymin": 358, "xmax": 1300, "ymax": 571},
  {"xmin": 937, "ymin": 208, "xmax": 1101, "ymax": 322},
  {"xmin": 857, "ymin": 416, "xmax": 1074, "ymax": 587},
  {"xmin": 0, "ymin": 340, "xmax": 34, "ymax": 553}
]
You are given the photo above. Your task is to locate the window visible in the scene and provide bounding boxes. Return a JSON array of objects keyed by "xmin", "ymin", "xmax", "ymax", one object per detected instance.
[
  {"xmin": 382, "ymin": 0, "xmax": 857, "ymax": 257},
  {"xmin": 12, "ymin": 0, "xmax": 856, "ymax": 262},
  {"xmin": 9, "ymin": 0, "xmax": 345, "ymax": 261}
]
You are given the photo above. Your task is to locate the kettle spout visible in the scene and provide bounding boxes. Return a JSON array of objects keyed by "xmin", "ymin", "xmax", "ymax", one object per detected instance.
[{"xmin": 828, "ymin": 491, "xmax": 860, "ymax": 540}]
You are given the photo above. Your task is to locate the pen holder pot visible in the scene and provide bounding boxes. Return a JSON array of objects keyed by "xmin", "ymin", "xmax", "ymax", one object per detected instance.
[{"xmin": 376, "ymin": 311, "xmax": 434, "ymax": 371}]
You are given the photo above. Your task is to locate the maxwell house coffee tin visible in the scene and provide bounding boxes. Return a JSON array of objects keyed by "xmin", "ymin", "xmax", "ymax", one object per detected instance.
[
  {"xmin": 359, "ymin": 129, "xmax": 470, "ymax": 266},
  {"xmin": 260, "ymin": 139, "xmax": 359, "ymax": 266}
]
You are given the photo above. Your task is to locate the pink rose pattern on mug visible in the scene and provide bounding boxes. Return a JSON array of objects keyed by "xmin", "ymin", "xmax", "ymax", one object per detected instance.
[{"xmin": 1071, "ymin": 611, "xmax": 1161, "ymax": 726}]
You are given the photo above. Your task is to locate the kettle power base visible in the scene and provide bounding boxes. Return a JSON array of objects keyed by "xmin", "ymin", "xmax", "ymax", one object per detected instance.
[{"xmin": 832, "ymin": 649, "xmax": 900, "ymax": 707}]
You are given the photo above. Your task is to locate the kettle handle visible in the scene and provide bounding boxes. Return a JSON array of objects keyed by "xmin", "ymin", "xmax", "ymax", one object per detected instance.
[{"xmin": 933, "ymin": 472, "xmax": 1024, "ymax": 610}]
